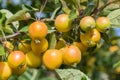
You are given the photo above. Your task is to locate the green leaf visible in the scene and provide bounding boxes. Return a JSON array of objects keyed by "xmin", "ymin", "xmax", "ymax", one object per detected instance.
[
  {"xmin": 55, "ymin": 0, "xmax": 59, "ymax": 4},
  {"xmin": 0, "ymin": 9, "xmax": 19, "ymax": 29},
  {"xmin": 69, "ymin": 10, "xmax": 78, "ymax": 21},
  {"xmin": 0, "ymin": 13, "xmax": 6, "ymax": 25},
  {"xmin": 22, "ymin": 4, "xmax": 39, "ymax": 11},
  {"xmin": 72, "ymin": 0, "xmax": 80, "ymax": 8},
  {"xmin": 105, "ymin": 3, "xmax": 120, "ymax": 11},
  {"xmin": 20, "ymin": 26, "xmax": 29, "ymax": 32},
  {"xmin": 6, "ymin": 10, "xmax": 31, "ymax": 29},
  {"xmin": 84, "ymin": 1, "xmax": 95, "ymax": 16},
  {"xmin": 60, "ymin": 0, "xmax": 71, "ymax": 14},
  {"xmin": 107, "ymin": 9, "xmax": 120, "ymax": 28},
  {"xmin": 81, "ymin": 76, "xmax": 87, "ymax": 80},
  {"xmin": 0, "ymin": 44, "xmax": 5, "ymax": 56},
  {"xmin": 56, "ymin": 69, "xmax": 91, "ymax": 80},
  {"xmin": 48, "ymin": 33, "xmax": 57, "ymax": 49},
  {"xmin": 113, "ymin": 61, "xmax": 120, "ymax": 68}
]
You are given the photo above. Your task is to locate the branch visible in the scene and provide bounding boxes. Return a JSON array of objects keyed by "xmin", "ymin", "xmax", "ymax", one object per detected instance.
[
  {"xmin": 91, "ymin": 0, "xmax": 99, "ymax": 15},
  {"xmin": 0, "ymin": 32, "xmax": 21, "ymax": 41},
  {"xmin": 93, "ymin": 0, "xmax": 118, "ymax": 16},
  {"xmin": 41, "ymin": 18, "xmax": 54, "ymax": 22},
  {"xmin": 39, "ymin": 0, "xmax": 48, "ymax": 20}
]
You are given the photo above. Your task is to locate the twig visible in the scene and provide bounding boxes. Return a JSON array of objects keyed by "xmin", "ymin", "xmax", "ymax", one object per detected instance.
[
  {"xmin": 93, "ymin": 0, "xmax": 118, "ymax": 16},
  {"xmin": 39, "ymin": 0, "xmax": 48, "ymax": 20},
  {"xmin": 41, "ymin": 7, "xmax": 60, "ymax": 22},
  {"xmin": 0, "ymin": 28, "xmax": 7, "ymax": 41},
  {"xmin": 0, "ymin": 32, "xmax": 21, "ymax": 41},
  {"xmin": 41, "ymin": 18, "xmax": 54, "ymax": 22}
]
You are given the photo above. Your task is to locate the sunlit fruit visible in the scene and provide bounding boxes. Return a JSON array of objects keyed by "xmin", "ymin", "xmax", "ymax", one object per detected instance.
[
  {"xmin": 73, "ymin": 42, "xmax": 88, "ymax": 52},
  {"xmin": 80, "ymin": 16, "xmax": 95, "ymax": 32},
  {"xmin": 8, "ymin": 51, "xmax": 26, "ymax": 69},
  {"xmin": 43, "ymin": 49, "xmax": 62, "ymax": 70},
  {"xmin": 28, "ymin": 21, "xmax": 48, "ymax": 40},
  {"xmin": 11, "ymin": 63, "xmax": 27, "ymax": 75},
  {"xmin": 0, "ymin": 62, "xmax": 12, "ymax": 80},
  {"xmin": 96, "ymin": 17, "xmax": 110, "ymax": 33},
  {"xmin": 55, "ymin": 14, "xmax": 72, "ymax": 32},
  {"xmin": 26, "ymin": 51, "xmax": 41, "ymax": 68},
  {"xmin": 3, "ymin": 41, "xmax": 14, "ymax": 51},
  {"xmin": 62, "ymin": 45, "xmax": 81, "ymax": 65},
  {"xmin": 80, "ymin": 29, "xmax": 101, "ymax": 47},
  {"xmin": 31, "ymin": 38, "xmax": 48, "ymax": 56},
  {"xmin": 18, "ymin": 41, "xmax": 31, "ymax": 53}
]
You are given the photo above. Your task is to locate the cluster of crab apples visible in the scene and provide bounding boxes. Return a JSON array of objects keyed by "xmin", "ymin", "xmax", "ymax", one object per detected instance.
[{"xmin": 0, "ymin": 13, "xmax": 110, "ymax": 80}]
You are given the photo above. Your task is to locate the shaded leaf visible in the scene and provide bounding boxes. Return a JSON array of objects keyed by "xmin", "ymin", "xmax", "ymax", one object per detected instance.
[
  {"xmin": 56, "ymin": 69, "xmax": 90, "ymax": 80},
  {"xmin": 0, "ymin": 44, "xmax": 5, "ymax": 56},
  {"xmin": 48, "ymin": 33, "xmax": 57, "ymax": 49},
  {"xmin": 0, "ymin": 9, "xmax": 19, "ymax": 29},
  {"xmin": 107, "ymin": 9, "xmax": 120, "ymax": 28}
]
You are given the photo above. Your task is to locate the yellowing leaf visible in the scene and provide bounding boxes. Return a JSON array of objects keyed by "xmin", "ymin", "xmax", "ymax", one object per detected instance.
[{"xmin": 56, "ymin": 69, "xmax": 90, "ymax": 80}]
